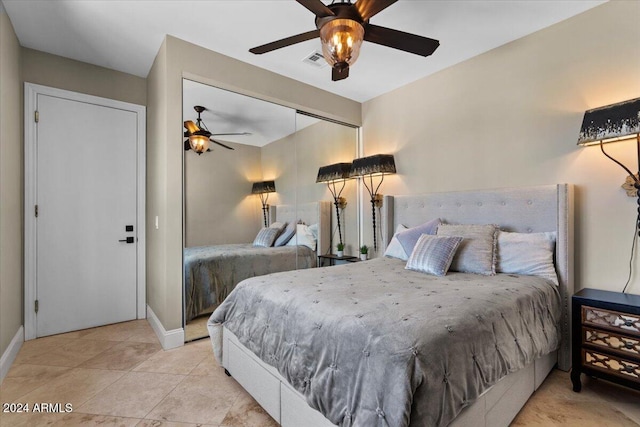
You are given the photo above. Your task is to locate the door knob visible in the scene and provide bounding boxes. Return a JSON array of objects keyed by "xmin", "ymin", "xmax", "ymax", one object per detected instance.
[{"xmin": 118, "ymin": 237, "xmax": 135, "ymax": 244}]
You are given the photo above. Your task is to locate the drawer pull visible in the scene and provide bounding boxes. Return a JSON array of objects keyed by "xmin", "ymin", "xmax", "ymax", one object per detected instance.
[
  {"xmin": 625, "ymin": 320, "xmax": 635, "ymax": 327},
  {"xmin": 625, "ymin": 342, "xmax": 635, "ymax": 350}
]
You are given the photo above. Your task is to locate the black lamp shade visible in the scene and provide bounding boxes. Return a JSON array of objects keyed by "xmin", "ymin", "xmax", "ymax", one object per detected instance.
[
  {"xmin": 578, "ymin": 97, "xmax": 640, "ymax": 146},
  {"xmin": 316, "ymin": 163, "xmax": 352, "ymax": 183},
  {"xmin": 350, "ymin": 154, "xmax": 396, "ymax": 177},
  {"xmin": 251, "ymin": 180, "xmax": 276, "ymax": 194}
]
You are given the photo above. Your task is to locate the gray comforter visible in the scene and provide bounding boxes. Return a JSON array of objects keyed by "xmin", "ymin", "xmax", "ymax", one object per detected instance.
[
  {"xmin": 184, "ymin": 243, "xmax": 316, "ymax": 322},
  {"xmin": 209, "ymin": 257, "xmax": 561, "ymax": 427}
]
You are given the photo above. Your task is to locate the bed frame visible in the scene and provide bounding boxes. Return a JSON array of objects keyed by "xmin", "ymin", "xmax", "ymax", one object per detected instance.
[{"xmin": 212, "ymin": 184, "xmax": 574, "ymax": 427}]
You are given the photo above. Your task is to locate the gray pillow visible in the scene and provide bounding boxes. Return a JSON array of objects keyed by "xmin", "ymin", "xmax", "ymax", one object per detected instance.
[
  {"xmin": 436, "ymin": 224, "xmax": 498, "ymax": 275},
  {"xmin": 405, "ymin": 234, "xmax": 463, "ymax": 276},
  {"xmin": 253, "ymin": 227, "xmax": 279, "ymax": 247},
  {"xmin": 497, "ymin": 231, "xmax": 558, "ymax": 285},
  {"xmin": 274, "ymin": 222, "xmax": 296, "ymax": 247},
  {"xmin": 396, "ymin": 218, "xmax": 440, "ymax": 256}
]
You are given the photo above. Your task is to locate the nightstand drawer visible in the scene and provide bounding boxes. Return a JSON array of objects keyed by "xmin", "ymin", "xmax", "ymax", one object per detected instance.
[
  {"xmin": 582, "ymin": 305, "xmax": 640, "ymax": 337},
  {"xmin": 583, "ymin": 349, "xmax": 640, "ymax": 384},
  {"xmin": 583, "ymin": 327, "xmax": 640, "ymax": 358}
]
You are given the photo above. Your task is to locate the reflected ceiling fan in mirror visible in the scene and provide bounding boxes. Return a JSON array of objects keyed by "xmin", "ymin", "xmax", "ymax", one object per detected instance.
[
  {"xmin": 184, "ymin": 106, "xmax": 251, "ymax": 155},
  {"xmin": 249, "ymin": 0, "xmax": 440, "ymax": 81}
]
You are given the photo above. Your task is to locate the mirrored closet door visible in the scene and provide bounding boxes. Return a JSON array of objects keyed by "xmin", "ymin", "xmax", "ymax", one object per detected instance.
[{"xmin": 182, "ymin": 79, "xmax": 359, "ymax": 341}]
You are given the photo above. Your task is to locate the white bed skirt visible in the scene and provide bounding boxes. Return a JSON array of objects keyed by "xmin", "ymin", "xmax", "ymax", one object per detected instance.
[{"xmin": 212, "ymin": 325, "xmax": 556, "ymax": 427}]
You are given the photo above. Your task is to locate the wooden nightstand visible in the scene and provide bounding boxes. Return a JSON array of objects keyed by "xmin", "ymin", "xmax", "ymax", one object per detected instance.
[
  {"xmin": 571, "ymin": 288, "xmax": 640, "ymax": 392},
  {"xmin": 317, "ymin": 254, "xmax": 358, "ymax": 267}
]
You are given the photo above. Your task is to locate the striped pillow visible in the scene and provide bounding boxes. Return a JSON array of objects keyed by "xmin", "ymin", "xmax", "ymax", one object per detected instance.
[
  {"xmin": 405, "ymin": 234, "xmax": 463, "ymax": 276},
  {"xmin": 253, "ymin": 227, "xmax": 280, "ymax": 247},
  {"xmin": 437, "ymin": 224, "xmax": 498, "ymax": 275}
]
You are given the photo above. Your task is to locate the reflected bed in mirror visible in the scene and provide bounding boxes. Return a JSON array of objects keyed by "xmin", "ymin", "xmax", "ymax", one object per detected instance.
[{"xmin": 183, "ymin": 79, "xmax": 359, "ymax": 342}]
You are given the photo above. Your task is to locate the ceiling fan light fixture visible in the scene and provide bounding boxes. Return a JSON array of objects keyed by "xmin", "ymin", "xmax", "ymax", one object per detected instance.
[
  {"xmin": 319, "ymin": 18, "xmax": 364, "ymax": 67},
  {"xmin": 189, "ymin": 133, "xmax": 210, "ymax": 155}
]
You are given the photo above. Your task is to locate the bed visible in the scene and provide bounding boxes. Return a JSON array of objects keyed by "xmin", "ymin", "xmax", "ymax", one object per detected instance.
[
  {"xmin": 184, "ymin": 201, "xmax": 331, "ymax": 322},
  {"xmin": 207, "ymin": 184, "xmax": 574, "ymax": 426}
]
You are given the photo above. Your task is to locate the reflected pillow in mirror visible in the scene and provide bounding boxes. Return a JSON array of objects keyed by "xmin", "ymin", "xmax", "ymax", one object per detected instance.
[
  {"xmin": 497, "ymin": 231, "xmax": 558, "ymax": 285},
  {"xmin": 253, "ymin": 227, "xmax": 280, "ymax": 247},
  {"xmin": 405, "ymin": 234, "xmax": 463, "ymax": 276},
  {"xmin": 384, "ymin": 224, "xmax": 409, "ymax": 260},
  {"xmin": 396, "ymin": 218, "xmax": 441, "ymax": 256},
  {"xmin": 285, "ymin": 223, "xmax": 317, "ymax": 251},
  {"xmin": 274, "ymin": 222, "xmax": 296, "ymax": 246}
]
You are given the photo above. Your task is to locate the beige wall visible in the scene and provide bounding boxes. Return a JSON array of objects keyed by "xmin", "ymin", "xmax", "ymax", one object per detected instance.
[
  {"xmin": 184, "ymin": 141, "xmax": 263, "ymax": 247},
  {"xmin": 146, "ymin": 35, "xmax": 361, "ymax": 331},
  {"xmin": 0, "ymin": 6, "xmax": 23, "ymax": 357},
  {"xmin": 362, "ymin": 1, "xmax": 640, "ymax": 293},
  {"xmin": 22, "ymin": 48, "xmax": 146, "ymax": 106},
  {"xmin": 292, "ymin": 119, "xmax": 359, "ymax": 255}
]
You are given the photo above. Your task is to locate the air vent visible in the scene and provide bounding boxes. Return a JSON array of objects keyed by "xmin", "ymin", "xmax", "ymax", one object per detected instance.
[{"xmin": 302, "ymin": 51, "xmax": 328, "ymax": 69}]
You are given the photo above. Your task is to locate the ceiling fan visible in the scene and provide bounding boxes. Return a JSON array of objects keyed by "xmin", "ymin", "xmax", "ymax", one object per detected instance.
[
  {"xmin": 183, "ymin": 106, "xmax": 250, "ymax": 155},
  {"xmin": 249, "ymin": 0, "xmax": 440, "ymax": 81}
]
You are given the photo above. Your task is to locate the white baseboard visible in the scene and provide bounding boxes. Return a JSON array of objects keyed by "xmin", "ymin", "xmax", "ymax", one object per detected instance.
[
  {"xmin": 146, "ymin": 305, "xmax": 184, "ymax": 350},
  {"xmin": 0, "ymin": 326, "xmax": 24, "ymax": 384}
]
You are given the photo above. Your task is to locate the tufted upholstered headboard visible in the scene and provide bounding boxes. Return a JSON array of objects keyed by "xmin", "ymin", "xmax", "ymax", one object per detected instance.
[
  {"xmin": 269, "ymin": 201, "xmax": 331, "ymax": 257},
  {"xmin": 381, "ymin": 184, "xmax": 574, "ymax": 371}
]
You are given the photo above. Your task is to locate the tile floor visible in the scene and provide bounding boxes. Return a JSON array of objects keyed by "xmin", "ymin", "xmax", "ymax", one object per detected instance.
[{"xmin": 0, "ymin": 319, "xmax": 638, "ymax": 426}]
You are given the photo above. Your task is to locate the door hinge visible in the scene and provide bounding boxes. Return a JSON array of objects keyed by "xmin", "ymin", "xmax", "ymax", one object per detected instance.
[
  {"xmin": 35, "ymin": 205, "xmax": 38, "ymax": 218},
  {"xmin": 35, "ymin": 111, "xmax": 39, "ymax": 123},
  {"xmin": 35, "ymin": 300, "xmax": 39, "ymax": 314}
]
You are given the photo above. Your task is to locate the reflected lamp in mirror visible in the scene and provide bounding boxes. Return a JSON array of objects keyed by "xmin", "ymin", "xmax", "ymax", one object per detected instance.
[
  {"xmin": 316, "ymin": 162, "xmax": 352, "ymax": 248},
  {"xmin": 350, "ymin": 154, "xmax": 397, "ymax": 252},
  {"xmin": 252, "ymin": 180, "xmax": 276, "ymax": 228},
  {"xmin": 577, "ymin": 97, "xmax": 640, "ymax": 197}
]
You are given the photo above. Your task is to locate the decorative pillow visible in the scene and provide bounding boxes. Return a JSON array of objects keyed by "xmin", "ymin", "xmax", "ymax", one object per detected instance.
[
  {"xmin": 384, "ymin": 224, "xmax": 409, "ymax": 260},
  {"xmin": 274, "ymin": 222, "xmax": 296, "ymax": 247},
  {"xmin": 253, "ymin": 227, "xmax": 280, "ymax": 247},
  {"xmin": 497, "ymin": 231, "xmax": 558, "ymax": 285},
  {"xmin": 308, "ymin": 223, "xmax": 319, "ymax": 240},
  {"xmin": 396, "ymin": 218, "xmax": 441, "ymax": 256},
  {"xmin": 269, "ymin": 221, "xmax": 286, "ymax": 230},
  {"xmin": 436, "ymin": 224, "xmax": 498, "ymax": 275},
  {"xmin": 285, "ymin": 224, "xmax": 317, "ymax": 250},
  {"xmin": 405, "ymin": 234, "xmax": 463, "ymax": 276}
]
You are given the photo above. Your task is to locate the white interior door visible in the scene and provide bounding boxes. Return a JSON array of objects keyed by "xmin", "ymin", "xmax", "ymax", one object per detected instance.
[{"xmin": 35, "ymin": 93, "xmax": 139, "ymax": 337}]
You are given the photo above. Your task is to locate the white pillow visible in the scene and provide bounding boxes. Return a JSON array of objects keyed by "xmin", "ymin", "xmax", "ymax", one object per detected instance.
[
  {"xmin": 497, "ymin": 231, "xmax": 558, "ymax": 285},
  {"xmin": 384, "ymin": 224, "xmax": 408, "ymax": 260},
  {"xmin": 286, "ymin": 223, "xmax": 317, "ymax": 251}
]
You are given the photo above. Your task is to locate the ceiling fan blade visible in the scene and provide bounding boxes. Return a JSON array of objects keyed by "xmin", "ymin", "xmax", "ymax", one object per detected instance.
[
  {"xmin": 355, "ymin": 0, "xmax": 398, "ymax": 21},
  {"xmin": 332, "ymin": 65, "xmax": 349, "ymax": 82},
  {"xmin": 210, "ymin": 139, "xmax": 235, "ymax": 150},
  {"xmin": 296, "ymin": 0, "xmax": 335, "ymax": 18},
  {"xmin": 364, "ymin": 24, "xmax": 439, "ymax": 57},
  {"xmin": 210, "ymin": 132, "xmax": 251, "ymax": 136},
  {"xmin": 250, "ymin": 29, "xmax": 320, "ymax": 54}
]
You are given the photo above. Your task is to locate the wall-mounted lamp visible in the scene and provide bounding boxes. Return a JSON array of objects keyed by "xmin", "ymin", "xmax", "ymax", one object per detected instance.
[
  {"xmin": 578, "ymin": 97, "xmax": 640, "ymax": 294},
  {"xmin": 252, "ymin": 180, "xmax": 276, "ymax": 228},
  {"xmin": 350, "ymin": 154, "xmax": 396, "ymax": 252},
  {"xmin": 316, "ymin": 162, "xmax": 352, "ymax": 247},
  {"xmin": 578, "ymin": 97, "xmax": 640, "ymax": 196}
]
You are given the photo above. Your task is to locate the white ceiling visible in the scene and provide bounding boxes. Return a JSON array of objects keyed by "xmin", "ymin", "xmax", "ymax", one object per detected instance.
[{"xmin": 3, "ymin": 0, "xmax": 605, "ymax": 102}]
